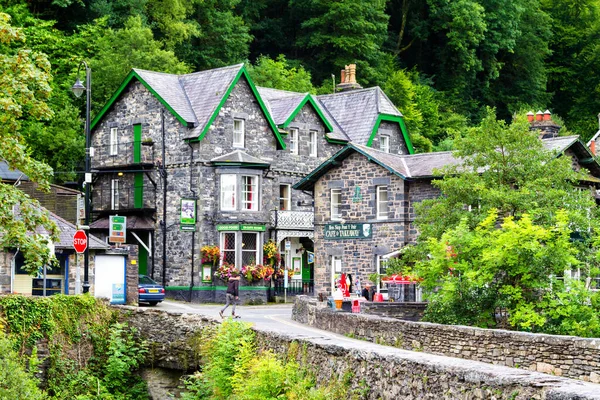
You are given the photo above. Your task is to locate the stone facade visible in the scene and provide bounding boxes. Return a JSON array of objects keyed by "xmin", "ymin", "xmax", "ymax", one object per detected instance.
[
  {"xmin": 312, "ymin": 151, "xmax": 439, "ymax": 292},
  {"xmin": 90, "ymin": 74, "xmax": 343, "ymax": 299},
  {"xmin": 293, "ymin": 296, "xmax": 600, "ymax": 383},
  {"xmin": 120, "ymin": 305, "xmax": 600, "ymax": 399}
]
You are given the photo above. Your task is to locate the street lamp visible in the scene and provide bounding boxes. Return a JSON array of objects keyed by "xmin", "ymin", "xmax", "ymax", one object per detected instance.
[{"xmin": 72, "ymin": 61, "xmax": 91, "ymax": 294}]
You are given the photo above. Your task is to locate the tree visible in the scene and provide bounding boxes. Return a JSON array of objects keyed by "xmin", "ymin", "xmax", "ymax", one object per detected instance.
[
  {"xmin": 409, "ymin": 109, "xmax": 600, "ymax": 334},
  {"xmin": 247, "ymin": 55, "xmax": 315, "ymax": 93},
  {"xmin": 0, "ymin": 13, "xmax": 59, "ymax": 273},
  {"xmin": 292, "ymin": 0, "xmax": 389, "ymax": 85},
  {"xmin": 90, "ymin": 15, "xmax": 191, "ymax": 108}
]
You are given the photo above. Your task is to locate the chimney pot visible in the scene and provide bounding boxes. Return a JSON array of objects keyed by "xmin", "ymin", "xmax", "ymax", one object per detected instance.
[
  {"xmin": 536, "ymin": 110, "xmax": 543, "ymax": 121},
  {"xmin": 349, "ymin": 64, "xmax": 356, "ymax": 84},
  {"xmin": 526, "ymin": 111, "xmax": 534, "ymax": 123},
  {"xmin": 591, "ymin": 140, "xmax": 596, "ymax": 156},
  {"xmin": 340, "ymin": 69, "xmax": 346, "ymax": 84},
  {"xmin": 543, "ymin": 109, "xmax": 551, "ymax": 121}
]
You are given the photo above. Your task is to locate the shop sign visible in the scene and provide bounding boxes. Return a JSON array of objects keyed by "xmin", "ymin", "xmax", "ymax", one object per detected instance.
[
  {"xmin": 216, "ymin": 224, "xmax": 266, "ymax": 232},
  {"xmin": 324, "ymin": 223, "xmax": 372, "ymax": 240},
  {"xmin": 180, "ymin": 199, "xmax": 197, "ymax": 231}
]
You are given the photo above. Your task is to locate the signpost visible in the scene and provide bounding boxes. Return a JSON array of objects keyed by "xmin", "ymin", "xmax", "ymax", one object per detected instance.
[
  {"xmin": 109, "ymin": 215, "xmax": 127, "ymax": 243},
  {"xmin": 73, "ymin": 230, "xmax": 88, "ymax": 253}
]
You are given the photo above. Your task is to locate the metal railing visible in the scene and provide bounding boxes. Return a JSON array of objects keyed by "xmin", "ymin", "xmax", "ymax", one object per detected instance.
[
  {"xmin": 91, "ymin": 141, "xmax": 154, "ymax": 169},
  {"xmin": 92, "ymin": 185, "xmax": 156, "ymax": 212},
  {"xmin": 269, "ymin": 279, "xmax": 314, "ymax": 299},
  {"xmin": 270, "ymin": 210, "xmax": 314, "ymax": 230}
]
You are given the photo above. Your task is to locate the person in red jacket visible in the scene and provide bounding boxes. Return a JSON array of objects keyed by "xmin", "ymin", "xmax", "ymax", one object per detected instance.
[{"xmin": 220, "ymin": 275, "xmax": 241, "ymax": 318}]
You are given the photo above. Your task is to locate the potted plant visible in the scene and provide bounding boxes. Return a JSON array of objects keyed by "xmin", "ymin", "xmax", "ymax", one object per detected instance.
[
  {"xmin": 141, "ymin": 137, "xmax": 154, "ymax": 146},
  {"xmin": 214, "ymin": 262, "xmax": 238, "ymax": 282},
  {"xmin": 201, "ymin": 245, "xmax": 220, "ymax": 283}
]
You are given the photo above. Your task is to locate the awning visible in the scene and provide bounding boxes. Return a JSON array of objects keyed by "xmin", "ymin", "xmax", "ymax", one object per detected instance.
[
  {"xmin": 273, "ymin": 229, "xmax": 314, "ymax": 244},
  {"xmin": 90, "ymin": 215, "xmax": 155, "ymax": 231}
]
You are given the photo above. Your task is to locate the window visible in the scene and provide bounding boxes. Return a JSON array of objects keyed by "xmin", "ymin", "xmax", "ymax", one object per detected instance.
[
  {"xmin": 233, "ymin": 119, "xmax": 245, "ymax": 147},
  {"xmin": 289, "ymin": 128, "xmax": 298, "ymax": 155},
  {"xmin": 219, "ymin": 231, "xmax": 260, "ymax": 267},
  {"xmin": 376, "ymin": 186, "xmax": 388, "ymax": 220},
  {"xmin": 241, "ymin": 232, "xmax": 258, "ymax": 265},
  {"xmin": 309, "ymin": 130, "xmax": 318, "ymax": 157},
  {"xmin": 242, "ymin": 176, "xmax": 258, "ymax": 210},
  {"xmin": 111, "ymin": 179, "xmax": 119, "ymax": 210},
  {"xmin": 331, "ymin": 188, "xmax": 342, "ymax": 221},
  {"xmin": 221, "ymin": 232, "xmax": 236, "ymax": 265},
  {"xmin": 220, "ymin": 175, "xmax": 236, "ymax": 211},
  {"xmin": 279, "ymin": 184, "xmax": 291, "ymax": 210},
  {"xmin": 110, "ymin": 127, "xmax": 118, "ymax": 155},
  {"xmin": 380, "ymin": 136, "xmax": 390, "ymax": 153}
]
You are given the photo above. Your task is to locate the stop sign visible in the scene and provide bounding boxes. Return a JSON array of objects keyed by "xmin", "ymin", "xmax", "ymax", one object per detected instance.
[{"xmin": 73, "ymin": 230, "xmax": 88, "ymax": 253}]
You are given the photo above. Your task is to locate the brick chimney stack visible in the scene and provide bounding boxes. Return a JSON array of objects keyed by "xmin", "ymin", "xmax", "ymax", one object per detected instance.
[
  {"xmin": 336, "ymin": 63, "xmax": 363, "ymax": 92},
  {"xmin": 528, "ymin": 109, "xmax": 561, "ymax": 139}
]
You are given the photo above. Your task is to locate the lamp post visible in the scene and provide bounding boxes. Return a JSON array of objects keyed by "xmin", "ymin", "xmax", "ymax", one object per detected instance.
[{"xmin": 72, "ymin": 61, "xmax": 91, "ymax": 294}]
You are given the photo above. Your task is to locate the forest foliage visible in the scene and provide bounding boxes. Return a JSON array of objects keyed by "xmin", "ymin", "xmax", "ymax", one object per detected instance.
[{"xmin": 3, "ymin": 0, "xmax": 600, "ymax": 182}]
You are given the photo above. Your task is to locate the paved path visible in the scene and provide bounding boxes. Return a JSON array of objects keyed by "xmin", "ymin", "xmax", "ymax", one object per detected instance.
[{"xmin": 149, "ymin": 299, "xmax": 357, "ymax": 343}]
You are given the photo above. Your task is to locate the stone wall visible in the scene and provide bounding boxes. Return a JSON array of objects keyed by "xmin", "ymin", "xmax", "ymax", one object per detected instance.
[
  {"xmin": 293, "ymin": 296, "xmax": 600, "ymax": 383},
  {"xmin": 120, "ymin": 306, "xmax": 600, "ymax": 399},
  {"xmin": 361, "ymin": 301, "xmax": 427, "ymax": 321}
]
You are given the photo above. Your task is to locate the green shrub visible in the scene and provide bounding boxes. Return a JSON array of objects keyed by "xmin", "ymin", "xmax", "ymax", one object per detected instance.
[{"xmin": 0, "ymin": 331, "xmax": 46, "ymax": 400}]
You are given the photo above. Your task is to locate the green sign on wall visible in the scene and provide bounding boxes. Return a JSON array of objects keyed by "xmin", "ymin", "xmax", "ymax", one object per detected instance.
[
  {"xmin": 216, "ymin": 224, "xmax": 266, "ymax": 232},
  {"xmin": 324, "ymin": 223, "xmax": 372, "ymax": 240}
]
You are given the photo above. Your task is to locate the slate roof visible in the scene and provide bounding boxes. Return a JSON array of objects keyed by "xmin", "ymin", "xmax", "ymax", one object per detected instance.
[
  {"xmin": 51, "ymin": 212, "xmax": 108, "ymax": 250},
  {"xmin": 210, "ymin": 150, "xmax": 270, "ymax": 167},
  {"xmin": 90, "ymin": 215, "xmax": 155, "ymax": 231},
  {"xmin": 0, "ymin": 161, "xmax": 29, "ymax": 181},
  {"xmin": 317, "ymin": 87, "xmax": 402, "ymax": 144},
  {"xmin": 542, "ymin": 135, "xmax": 580, "ymax": 153}
]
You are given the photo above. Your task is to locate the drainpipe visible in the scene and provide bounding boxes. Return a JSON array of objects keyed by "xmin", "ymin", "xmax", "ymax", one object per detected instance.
[
  {"xmin": 161, "ymin": 109, "xmax": 168, "ymax": 287},
  {"xmin": 188, "ymin": 141, "xmax": 197, "ymax": 302}
]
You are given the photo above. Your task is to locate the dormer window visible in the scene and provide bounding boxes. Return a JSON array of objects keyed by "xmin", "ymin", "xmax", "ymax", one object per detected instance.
[
  {"xmin": 380, "ymin": 136, "xmax": 390, "ymax": 153},
  {"xmin": 233, "ymin": 118, "xmax": 245, "ymax": 148}
]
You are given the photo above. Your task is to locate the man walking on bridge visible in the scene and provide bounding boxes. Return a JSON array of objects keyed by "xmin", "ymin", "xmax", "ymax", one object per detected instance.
[{"xmin": 219, "ymin": 274, "xmax": 241, "ymax": 318}]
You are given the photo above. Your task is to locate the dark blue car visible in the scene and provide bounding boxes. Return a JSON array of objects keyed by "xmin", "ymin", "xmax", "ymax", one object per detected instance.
[{"xmin": 138, "ymin": 275, "xmax": 165, "ymax": 306}]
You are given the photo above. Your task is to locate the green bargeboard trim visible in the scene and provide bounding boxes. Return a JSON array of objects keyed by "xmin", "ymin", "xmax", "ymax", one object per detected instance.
[
  {"xmin": 366, "ymin": 114, "xmax": 415, "ymax": 154},
  {"xmin": 91, "ymin": 70, "xmax": 190, "ymax": 130},
  {"xmin": 134, "ymin": 173, "xmax": 144, "ymax": 208},
  {"xmin": 166, "ymin": 286, "xmax": 269, "ymax": 291},
  {"xmin": 192, "ymin": 66, "xmax": 286, "ymax": 150},
  {"xmin": 281, "ymin": 95, "xmax": 334, "ymax": 133},
  {"xmin": 133, "ymin": 124, "xmax": 142, "ymax": 163},
  {"xmin": 138, "ymin": 245, "xmax": 148, "ymax": 275}
]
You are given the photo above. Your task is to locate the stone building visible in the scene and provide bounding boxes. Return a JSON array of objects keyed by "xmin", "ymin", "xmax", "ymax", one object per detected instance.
[
  {"xmin": 294, "ymin": 133, "xmax": 600, "ymax": 295},
  {"xmin": 88, "ymin": 63, "xmax": 411, "ymax": 301}
]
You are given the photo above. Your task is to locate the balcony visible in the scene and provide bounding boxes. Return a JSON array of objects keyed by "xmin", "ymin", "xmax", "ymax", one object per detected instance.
[
  {"xmin": 92, "ymin": 185, "xmax": 156, "ymax": 213},
  {"xmin": 270, "ymin": 210, "xmax": 314, "ymax": 230},
  {"xmin": 91, "ymin": 141, "xmax": 155, "ymax": 170}
]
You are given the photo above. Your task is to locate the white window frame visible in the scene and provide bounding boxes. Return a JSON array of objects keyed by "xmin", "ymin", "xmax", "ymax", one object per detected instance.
[
  {"xmin": 220, "ymin": 174, "xmax": 237, "ymax": 211},
  {"xmin": 220, "ymin": 232, "xmax": 237, "ymax": 266},
  {"xmin": 110, "ymin": 127, "xmax": 118, "ymax": 155},
  {"xmin": 380, "ymin": 136, "xmax": 390, "ymax": 153},
  {"xmin": 289, "ymin": 128, "xmax": 299, "ymax": 155},
  {"xmin": 111, "ymin": 179, "xmax": 119, "ymax": 210},
  {"xmin": 242, "ymin": 175, "xmax": 258, "ymax": 211},
  {"xmin": 331, "ymin": 188, "xmax": 342, "ymax": 221},
  {"xmin": 376, "ymin": 186, "xmax": 388, "ymax": 220},
  {"xmin": 219, "ymin": 231, "xmax": 261, "ymax": 268},
  {"xmin": 241, "ymin": 232, "xmax": 260, "ymax": 266},
  {"xmin": 280, "ymin": 184, "xmax": 291, "ymax": 211},
  {"xmin": 309, "ymin": 130, "xmax": 318, "ymax": 157},
  {"xmin": 233, "ymin": 118, "xmax": 245, "ymax": 148}
]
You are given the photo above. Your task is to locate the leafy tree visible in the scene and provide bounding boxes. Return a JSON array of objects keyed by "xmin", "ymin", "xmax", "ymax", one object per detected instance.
[
  {"xmin": 0, "ymin": 12, "xmax": 59, "ymax": 273},
  {"xmin": 177, "ymin": 0, "xmax": 252, "ymax": 71},
  {"xmin": 90, "ymin": 15, "xmax": 191, "ymax": 108},
  {"xmin": 292, "ymin": 0, "xmax": 389, "ymax": 85},
  {"xmin": 247, "ymin": 54, "xmax": 315, "ymax": 93}
]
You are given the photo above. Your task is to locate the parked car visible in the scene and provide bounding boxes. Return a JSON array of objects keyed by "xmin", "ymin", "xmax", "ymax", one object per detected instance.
[{"xmin": 138, "ymin": 275, "xmax": 165, "ymax": 306}]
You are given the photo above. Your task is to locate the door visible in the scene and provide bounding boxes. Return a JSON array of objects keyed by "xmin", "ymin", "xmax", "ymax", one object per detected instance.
[{"xmin": 94, "ymin": 255, "xmax": 126, "ymax": 304}]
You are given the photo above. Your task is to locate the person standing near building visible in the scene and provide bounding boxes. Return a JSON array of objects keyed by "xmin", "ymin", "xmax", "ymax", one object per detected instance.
[{"xmin": 220, "ymin": 275, "xmax": 241, "ymax": 318}]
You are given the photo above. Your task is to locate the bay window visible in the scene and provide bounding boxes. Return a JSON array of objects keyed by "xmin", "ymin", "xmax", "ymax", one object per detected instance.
[
  {"xmin": 219, "ymin": 231, "xmax": 261, "ymax": 267},
  {"xmin": 220, "ymin": 174, "xmax": 237, "ymax": 211},
  {"xmin": 242, "ymin": 176, "xmax": 257, "ymax": 210},
  {"xmin": 220, "ymin": 174, "xmax": 260, "ymax": 211}
]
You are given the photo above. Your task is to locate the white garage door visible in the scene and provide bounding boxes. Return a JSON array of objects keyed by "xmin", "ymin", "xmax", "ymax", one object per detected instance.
[{"xmin": 94, "ymin": 255, "xmax": 126, "ymax": 304}]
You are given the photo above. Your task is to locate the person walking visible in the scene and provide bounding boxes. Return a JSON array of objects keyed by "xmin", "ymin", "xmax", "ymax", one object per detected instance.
[{"xmin": 220, "ymin": 274, "xmax": 241, "ymax": 318}]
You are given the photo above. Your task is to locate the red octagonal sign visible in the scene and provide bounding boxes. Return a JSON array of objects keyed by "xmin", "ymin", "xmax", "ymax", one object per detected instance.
[{"xmin": 73, "ymin": 230, "xmax": 88, "ymax": 253}]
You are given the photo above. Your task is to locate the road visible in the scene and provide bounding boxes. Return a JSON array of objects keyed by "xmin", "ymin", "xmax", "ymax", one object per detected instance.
[{"xmin": 148, "ymin": 299, "xmax": 356, "ymax": 343}]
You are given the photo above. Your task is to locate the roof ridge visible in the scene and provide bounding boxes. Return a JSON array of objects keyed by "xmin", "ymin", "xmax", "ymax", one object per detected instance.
[
  {"xmin": 315, "ymin": 97, "xmax": 349, "ymax": 138},
  {"xmin": 180, "ymin": 63, "xmax": 244, "ymax": 77},
  {"xmin": 317, "ymin": 86, "xmax": 378, "ymax": 99},
  {"xmin": 377, "ymin": 87, "xmax": 403, "ymax": 117},
  {"xmin": 132, "ymin": 68, "xmax": 178, "ymax": 77},
  {"xmin": 400, "ymin": 156, "xmax": 411, "ymax": 177},
  {"xmin": 178, "ymin": 75, "xmax": 199, "ymax": 124}
]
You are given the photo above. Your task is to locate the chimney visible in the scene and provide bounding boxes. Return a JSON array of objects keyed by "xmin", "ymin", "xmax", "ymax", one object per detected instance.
[
  {"xmin": 535, "ymin": 110, "xmax": 543, "ymax": 121},
  {"xmin": 526, "ymin": 111, "xmax": 534, "ymax": 123},
  {"xmin": 335, "ymin": 63, "xmax": 363, "ymax": 92},
  {"xmin": 591, "ymin": 140, "xmax": 596, "ymax": 156},
  {"xmin": 529, "ymin": 108, "xmax": 560, "ymax": 139},
  {"xmin": 543, "ymin": 110, "xmax": 551, "ymax": 121}
]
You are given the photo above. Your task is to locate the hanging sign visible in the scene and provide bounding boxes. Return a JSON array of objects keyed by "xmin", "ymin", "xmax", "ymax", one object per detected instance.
[
  {"xmin": 324, "ymin": 223, "xmax": 372, "ymax": 240},
  {"xmin": 109, "ymin": 215, "xmax": 127, "ymax": 243},
  {"xmin": 180, "ymin": 199, "xmax": 197, "ymax": 231},
  {"xmin": 307, "ymin": 251, "xmax": 315, "ymax": 264}
]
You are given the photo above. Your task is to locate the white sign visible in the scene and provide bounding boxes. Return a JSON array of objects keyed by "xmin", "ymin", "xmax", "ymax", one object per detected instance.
[
  {"xmin": 284, "ymin": 269, "xmax": 288, "ymax": 289},
  {"xmin": 285, "ymin": 240, "xmax": 291, "ymax": 251}
]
